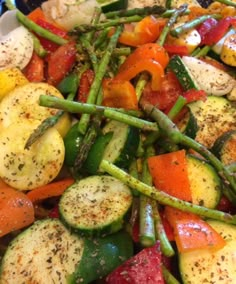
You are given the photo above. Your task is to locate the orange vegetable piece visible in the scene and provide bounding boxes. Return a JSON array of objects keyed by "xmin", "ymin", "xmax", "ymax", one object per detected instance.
[
  {"xmin": 165, "ymin": 207, "xmax": 226, "ymax": 253},
  {"xmin": 27, "ymin": 7, "xmax": 46, "ymax": 22},
  {"xmin": 118, "ymin": 16, "xmax": 167, "ymax": 47},
  {"xmin": 0, "ymin": 186, "xmax": 35, "ymax": 237},
  {"xmin": 102, "ymin": 78, "xmax": 138, "ymax": 110},
  {"xmin": 27, "ymin": 178, "xmax": 74, "ymax": 203},
  {"xmin": 147, "ymin": 149, "xmax": 192, "ymax": 202}
]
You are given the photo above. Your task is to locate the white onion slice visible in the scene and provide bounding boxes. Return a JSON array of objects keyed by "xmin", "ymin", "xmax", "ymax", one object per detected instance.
[{"xmin": 0, "ymin": 10, "xmax": 34, "ymax": 70}]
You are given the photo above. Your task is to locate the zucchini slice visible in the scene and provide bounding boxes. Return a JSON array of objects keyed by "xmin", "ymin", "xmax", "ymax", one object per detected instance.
[
  {"xmin": 187, "ymin": 96, "xmax": 236, "ymax": 148},
  {"xmin": 187, "ymin": 155, "xmax": 221, "ymax": 209},
  {"xmin": 211, "ymin": 130, "xmax": 236, "ymax": 166},
  {"xmin": 0, "ymin": 219, "xmax": 84, "ymax": 284},
  {"xmin": 167, "ymin": 55, "xmax": 199, "ymax": 91},
  {"xmin": 179, "ymin": 220, "xmax": 236, "ymax": 284},
  {"xmin": 59, "ymin": 175, "xmax": 133, "ymax": 236},
  {"xmin": 101, "ymin": 120, "xmax": 140, "ymax": 169}
]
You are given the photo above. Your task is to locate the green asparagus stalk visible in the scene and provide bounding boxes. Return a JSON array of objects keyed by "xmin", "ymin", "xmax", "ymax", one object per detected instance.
[
  {"xmin": 162, "ymin": 265, "xmax": 181, "ymax": 284},
  {"xmin": 167, "ymin": 95, "xmax": 186, "ymax": 120},
  {"xmin": 193, "ymin": 45, "xmax": 212, "ymax": 58},
  {"xmin": 104, "ymin": 5, "xmax": 166, "ymax": 19},
  {"xmin": 69, "ymin": 15, "xmax": 142, "ymax": 34},
  {"xmin": 24, "ymin": 110, "xmax": 64, "ymax": 149},
  {"xmin": 157, "ymin": 4, "xmax": 188, "ymax": 46},
  {"xmin": 140, "ymin": 100, "xmax": 236, "ymax": 194},
  {"xmin": 79, "ymin": 35, "xmax": 98, "ymax": 71},
  {"xmin": 30, "ymin": 32, "xmax": 47, "ymax": 58},
  {"xmin": 16, "ymin": 11, "xmax": 68, "ymax": 46},
  {"xmin": 139, "ymin": 148, "xmax": 156, "ymax": 247},
  {"xmin": 100, "ymin": 159, "xmax": 236, "ymax": 224},
  {"xmin": 39, "ymin": 95, "xmax": 159, "ymax": 131},
  {"xmin": 78, "ymin": 25, "xmax": 123, "ymax": 134},
  {"xmin": 84, "ymin": 6, "xmax": 102, "ymax": 43},
  {"xmin": 213, "ymin": 0, "xmax": 236, "ymax": 7},
  {"xmin": 170, "ymin": 14, "xmax": 221, "ymax": 37}
]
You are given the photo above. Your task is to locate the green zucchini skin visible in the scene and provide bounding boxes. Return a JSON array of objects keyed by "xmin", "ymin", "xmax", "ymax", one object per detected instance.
[
  {"xmin": 59, "ymin": 175, "xmax": 133, "ymax": 236},
  {"xmin": 68, "ymin": 230, "xmax": 133, "ymax": 284},
  {"xmin": 211, "ymin": 130, "xmax": 236, "ymax": 166},
  {"xmin": 101, "ymin": 120, "xmax": 140, "ymax": 169},
  {"xmin": 187, "ymin": 155, "xmax": 221, "ymax": 209},
  {"xmin": 176, "ymin": 108, "xmax": 198, "ymax": 139},
  {"xmin": 0, "ymin": 219, "xmax": 84, "ymax": 284},
  {"xmin": 179, "ymin": 220, "xmax": 236, "ymax": 284},
  {"xmin": 98, "ymin": 0, "xmax": 128, "ymax": 13},
  {"xmin": 187, "ymin": 96, "xmax": 236, "ymax": 148},
  {"xmin": 167, "ymin": 55, "xmax": 199, "ymax": 91}
]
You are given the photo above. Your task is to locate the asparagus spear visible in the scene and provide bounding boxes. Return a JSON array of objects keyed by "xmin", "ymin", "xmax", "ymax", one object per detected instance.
[
  {"xmin": 170, "ymin": 14, "xmax": 221, "ymax": 37},
  {"xmin": 39, "ymin": 95, "xmax": 159, "ymax": 132},
  {"xmin": 162, "ymin": 265, "xmax": 181, "ymax": 284},
  {"xmin": 16, "ymin": 11, "xmax": 68, "ymax": 46},
  {"xmin": 100, "ymin": 159, "xmax": 236, "ymax": 224},
  {"xmin": 140, "ymin": 100, "xmax": 236, "ymax": 195},
  {"xmin": 104, "ymin": 5, "xmax": 167, "ymax": 18},
  {"xmin": 213, "ymin": 0, "xmax": 236, "ymax": 7},
  {"xmin": 69, "ymin": 15, "xmax": 142, "ymax": 34},
  {"xmin": 78, "ymin": 25, "xmax": 123, "ymax": 134}
]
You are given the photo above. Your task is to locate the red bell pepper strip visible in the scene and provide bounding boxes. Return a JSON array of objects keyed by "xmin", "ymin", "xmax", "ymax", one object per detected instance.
[
  {"xmin": 46, "ymin": 41, "xmax": 77, "ymax": 86},
  {"xmin": 23, "ymin": 52, "xmax": 45, "ymax": 82},
  {"xmin": 77, "ymin": 69, "xmax": 95, "ymax": 103},
  {"xmin": 182, "ymin": 89, "xmax": 207, "ymax": 103},
  {"xmin": 196, "ymin": 18, "xmax": 218, "ymax": 45},
  {"xmin": 102, "ymin": 78, "xmax": 139, "ymax": 110},
  {"xmin": 106, "ymin": 241, "xmax": 164, "ymax": 284},
  {"xmin": 201, "ymin": 16, "xmax": 236, "ymax": 46},
  {"xmin": 118, "ymin": 16, "xmax": 166, "ymax": 47},
  {"xmin": 163, "ymin": 44, "xmax": 189, "ymax": 56}
]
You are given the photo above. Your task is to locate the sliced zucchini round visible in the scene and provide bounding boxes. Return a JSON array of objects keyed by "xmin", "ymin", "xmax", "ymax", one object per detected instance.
[
  {"xmin": 0, "ymin": 219, "xmax": 84, "ymax": 284},
  {"xmin": 0, "ymin": 120, "xmax": 65, "ymax": 190},
  {"xmin": 59, "ymin": 175, "xmax": 133, "ymax": 236},
  {"xmin": 211, "ymin": 130, "xmax": 236, "ymax": 166},
  {"xmin": 188, "ymin": 96, "xmax": 236, "ymax": 148},
  {"xmin": 179, "ymin": 220, "xmax": 236, "ymax": 284},
  {"xmin": 101, "ymin": 120, "xmax": 140, "ymax": 169},
  {"xmin": 187, "ymin": 155, "xmax": 221, "ymax": 209}
]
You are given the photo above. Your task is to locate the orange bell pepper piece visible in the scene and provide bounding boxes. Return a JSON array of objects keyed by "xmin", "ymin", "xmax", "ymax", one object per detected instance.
[
  {"xmin": 148, "ymin": 150, "xmax": 226, "ymax": 253},
  {"xmin": 115, "ymin": 43, "xmax": 169, "ymax": 91},
  {"xmin": 0, "ymin": 185, "xmax": 35, "ymax": 237},
  {"xmin": 118, "ymin": 16, "xmax": 167, "ymax": 47},
  {"xmin": 102, "ymin": 78, "xmax": 138, "ymax": 110},
  {"xmin": 27, "ymin": 178, "xmax": 74, "ymax": 203},
  {"xmin": 148, "ymin": 149, "xmax": 192, "ymax": 202},
  {"xmin": 165, "ymin": 207, "xmax": 226, "ymax": 253}
]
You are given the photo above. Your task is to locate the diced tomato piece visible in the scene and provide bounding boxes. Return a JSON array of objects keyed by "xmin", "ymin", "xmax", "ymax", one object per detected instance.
[
  {"xmin": 46, "ymin": 41, "xmax": 77, "ymax": 86},
  {"xmin": 106, "ymin": 242, "xmax": 164, "ymax": 284},
  {"xmin": 77, "ymin": 69, "xmax": 95, "ymax": 103},
  {"xmin": 23, "ymin": 52, "xmax": 45, "ymax": 82},
  {"xmin": 141, "ymin": 71, "xmax": 183, "ymax": 111},
  {"xmin": 164, "ymin": 44, "xmax": 189, "ymax": 56},
  {"xmin": 196, "ymin": 17, "xmax": 218, "ymax": 44}
]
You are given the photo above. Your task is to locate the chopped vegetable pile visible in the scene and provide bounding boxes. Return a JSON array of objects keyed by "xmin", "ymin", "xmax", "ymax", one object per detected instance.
[{"xmin": 0, "ymin": 0, "xmax": 236, "ymax": 283}]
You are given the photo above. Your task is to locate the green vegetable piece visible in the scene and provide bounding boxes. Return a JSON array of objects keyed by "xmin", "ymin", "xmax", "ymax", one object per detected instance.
[
  {"xmin": 83, "ymin": 132, "xmax": 113, "ymax": 174},
  {"xmin": 98, "ymin": 0, "xmax": 128, "ymax": 13},
  {"xmin": 57, "ymin": 73, "xmax": 79, "ymax": 95},
  {"xmin": 64, "ymin": 122, "xmax": 83, "ymax": 167},
  {"xmin": 69, "ymin": 231, "xmax": 133, "ymax": 284}
]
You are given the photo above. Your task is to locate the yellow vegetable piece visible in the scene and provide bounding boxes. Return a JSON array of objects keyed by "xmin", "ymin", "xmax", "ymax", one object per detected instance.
[
  {"xmin": 220, "ymin": 34, "xmax": 236, "ymax": 67},
  {"xmin": 0, "ymin": 82, "xmax": 71, "ymax": 137},
  {"xmin": 0, "ymin": 120, "xmax": 65, "ymax": 190},
  {"xmin": 0, "ymin": 68, "xmax": 28, "ymax": 100}
]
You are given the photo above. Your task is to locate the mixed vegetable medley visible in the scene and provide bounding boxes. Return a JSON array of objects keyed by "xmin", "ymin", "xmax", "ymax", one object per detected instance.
[{"xmin": 0, "ymin": 0, "xmax": 236, "ymax": 283}]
